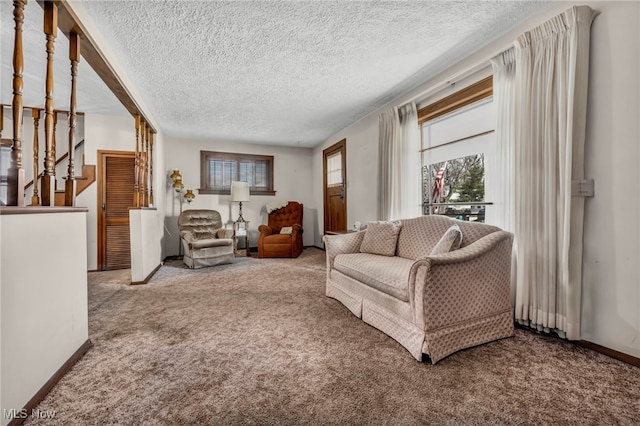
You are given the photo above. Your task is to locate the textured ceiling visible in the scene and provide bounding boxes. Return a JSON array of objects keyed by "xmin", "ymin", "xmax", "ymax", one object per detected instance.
[{"xmin": 2, "ymin": 1, "xmax": 550, "ymax": 147}]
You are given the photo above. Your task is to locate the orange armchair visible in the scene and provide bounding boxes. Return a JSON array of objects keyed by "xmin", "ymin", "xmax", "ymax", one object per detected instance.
[{"xmin": 258, "ymin": 201, "xmax": 304, "ymax": 258}]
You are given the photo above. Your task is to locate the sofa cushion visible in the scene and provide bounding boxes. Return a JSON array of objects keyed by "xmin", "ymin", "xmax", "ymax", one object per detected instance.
[
  {"xmin": 359, "ymin": 221, "xmax": 402, "ymax": 256},
  {"xmin": 191, "ymin": 238, "xmax": 233, "ymax": 249},
  {"xmin": 263, "ymin": 234, "xmax": 292, "ymax": 243},
  {"xmin": 280, "ymin": 226, "xmax": 293, "ymax": 235},
  {"xmin": 430, "ymin": 224, "xmax": 462, "ymax": 255},
  {"xmin": 333, "ymin": 253, "xmax": 413, "ymax": 302}
]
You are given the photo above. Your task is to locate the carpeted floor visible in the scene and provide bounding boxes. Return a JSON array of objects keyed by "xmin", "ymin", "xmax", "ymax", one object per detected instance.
[{"xmin": 27, "ymin": 248, "xmax": 639, "ymax": 425}]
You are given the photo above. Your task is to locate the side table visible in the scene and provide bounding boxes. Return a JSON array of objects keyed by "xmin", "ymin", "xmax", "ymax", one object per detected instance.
[{"xmin": 233, "ymin": 221, "xmax": 250, "ymax": 257}]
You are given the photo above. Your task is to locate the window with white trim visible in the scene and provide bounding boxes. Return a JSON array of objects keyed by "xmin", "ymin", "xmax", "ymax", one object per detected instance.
[
  {"xmin": 200, "ymin": 151, "xmax": 275, "ymax": 195},
  {"xmin": 419, "ymin": 77, "xmax": 495, "ymax": 223}
]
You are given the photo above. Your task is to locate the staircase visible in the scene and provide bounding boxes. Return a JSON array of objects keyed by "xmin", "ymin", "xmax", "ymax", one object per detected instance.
[
  {"xmin": 23, "ymin": 139, "xmax": 97, "ymax": 205},
  {"xmin": 53, "ymin": 163, "xmax": 96, "ymax": 205}
]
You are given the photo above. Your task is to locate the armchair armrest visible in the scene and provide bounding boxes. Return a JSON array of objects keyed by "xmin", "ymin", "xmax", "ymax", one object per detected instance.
[
  {"xmin": 408, "ymin": 231, "xmax": 514, "ymax": 331},
  {"xmin": 291, "ymin": 224, "xmax": 303, "ymax": 236},
  {"xmin": 179, "ymin": 230, "xmax": 195, "ymax": 243},
  {"xmin": 217, "ymin": 228, "xmax": 234, "ymax": 239},
  {"xmin": 258, "ymin": 225, "xmax": 273, "ymax": 238},
  {"xmin": 323, "ymin": 231, "xmax": 365, "ymax": 270}
]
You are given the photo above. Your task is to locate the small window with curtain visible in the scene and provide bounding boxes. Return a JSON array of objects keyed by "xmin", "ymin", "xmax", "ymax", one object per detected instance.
[{"xmin": 200, "ymin": 151, "xmax": 275, "ymax": 195}]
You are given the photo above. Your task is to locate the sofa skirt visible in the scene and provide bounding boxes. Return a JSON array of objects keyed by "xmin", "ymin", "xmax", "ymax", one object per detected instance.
[
  {"xmin": 327, "ymin": 270, "xmax": 424, "ymax": 361},
  {"xmin": 327, "ymin": 270, "xmax": 514, "ymax": 364}
]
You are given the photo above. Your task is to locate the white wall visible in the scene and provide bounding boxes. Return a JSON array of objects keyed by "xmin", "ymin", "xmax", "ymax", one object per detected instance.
[
  {"xmin": 164, "ymin": 138, "xmax": 315, "ymax": 256},
  {"xmin": 580, "ymin": 1, "xmax": 640, "ymax": 359},
  {"xmin": 0, "ymin": 211, "xmax": 88, "ymax": 425},
  {"xmin": 312, "ymin": 1, "xmax": 640, "ymax": 358},
  {"xmin": 130, "ymin": 208, "xmax": 163, "ymax": 283}
]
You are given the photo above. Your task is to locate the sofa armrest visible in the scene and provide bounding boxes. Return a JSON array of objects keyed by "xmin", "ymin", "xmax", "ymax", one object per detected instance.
[
  {"xmin": 408, "ymin": 231, "xmax": 514, "ymax": 331},
  {"xmin": 323, "ymin": 231, "xmax": 365, "ymax": 270}
]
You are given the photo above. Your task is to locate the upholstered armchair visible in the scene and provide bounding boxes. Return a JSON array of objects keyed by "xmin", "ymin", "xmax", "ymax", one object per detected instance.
[
  {"xmin": 178, "ymin": 210, "xmax": 235, "ymax": 268},
  {"xmin": 258, "ymin": 201, "xmax": 304, "ymax": 258}
]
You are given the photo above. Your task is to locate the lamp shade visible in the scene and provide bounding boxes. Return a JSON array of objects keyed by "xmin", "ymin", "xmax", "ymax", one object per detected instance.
[
  {"xmin": 184, "ymin": 189, "xmax": 195, "ymax": 203},
  {"xmin": 231, "ymin": 181, "xmax": 250, "ymax": 202},
  {"xmin": 172, "ymin": 178, "xmax": 184, "ymax": 193},
  {"xmin": 169, "ymin": 169, "xmax": 181, "ymax": 181}
]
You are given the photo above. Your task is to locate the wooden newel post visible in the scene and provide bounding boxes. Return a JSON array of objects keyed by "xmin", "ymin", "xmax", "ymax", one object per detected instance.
[
  {"xmin": 31, "ymin": 109, "xmax": 41, "ymax": 205},
  {"xmin": 149, "ymin": 132, "xmax": 154, "ymax": 207},
  {"xmin": 134, "ymin": 115, "xmax": 140, "ymax": 207},
  {"xmin": 7, "ymin": 0, "xmax": 28, "ymax": 207},
  {"xmin": 41, "ymin": 1, "xmax": 58, "ymax": 206},
  {"xmin": 64, "ymin": 32, "xmax": 80, "ymax": 207}
]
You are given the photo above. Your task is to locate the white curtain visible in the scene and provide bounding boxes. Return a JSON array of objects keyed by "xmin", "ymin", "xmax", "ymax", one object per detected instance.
[
  {"xmin": 378, "ymin": 102, "xmax": 421, "ymax": 221},
  {"xmin": 490, "ymin": 47, "xmax": 518, "ymax": 306},
  {"xmin": 489, "ymin": 48, "xmax": 516, "ymax": 233},
  {"xmin": 509, "ymin": 6, "xmax": 596, "ymax": 340}
]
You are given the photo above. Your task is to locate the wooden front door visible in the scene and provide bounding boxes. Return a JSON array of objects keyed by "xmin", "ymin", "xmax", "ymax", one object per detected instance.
[
  {"xmin": 323, "ymin": 139, "xmax": 347, "ymax": 234},
  {"xmin": 98, "ymin": 150, "xmax": 135, "ymax": 270}
]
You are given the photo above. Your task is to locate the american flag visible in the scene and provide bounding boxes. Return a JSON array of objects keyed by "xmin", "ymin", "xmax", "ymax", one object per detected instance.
[{"xmin": 431, "ymin": 161, "xmax": 447, "ymax": 206}]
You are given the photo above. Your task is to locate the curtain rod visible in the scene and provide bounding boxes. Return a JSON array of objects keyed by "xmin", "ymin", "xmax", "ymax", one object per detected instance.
[
  {"xmin": 420, "ymin": 130, "xmax": 495, "ymax": 153},
  {"xmin": 405, "ymin": 44, "xmax": 514, "ymax": 107}
]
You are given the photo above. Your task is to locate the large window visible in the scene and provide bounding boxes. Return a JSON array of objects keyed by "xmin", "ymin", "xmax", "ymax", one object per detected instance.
[
  {"xmin": 200, "ymin": 151, "xmax": 275, "ymax": 195},
  {"xmin": 419, "ymin": 76, "xmax": 494, "ymax": 223}
]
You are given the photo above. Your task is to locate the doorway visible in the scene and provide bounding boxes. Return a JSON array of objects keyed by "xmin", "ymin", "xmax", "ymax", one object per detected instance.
[
  {"xmin": 97, "ymin": 150, "xmax": 135, "ymax": 270},
  {"xmin": 323, "ymin": 139, "xmax": 347, "ymax": 234}
]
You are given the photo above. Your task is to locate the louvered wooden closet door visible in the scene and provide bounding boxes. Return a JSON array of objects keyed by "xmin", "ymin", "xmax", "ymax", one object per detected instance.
[{"xmin": 98, "ymin": 151, "xmax": 135, "ymax": 270}]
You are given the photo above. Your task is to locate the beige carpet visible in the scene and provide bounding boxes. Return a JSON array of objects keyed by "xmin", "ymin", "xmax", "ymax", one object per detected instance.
[{"xmin": 27, "ymin": 248, "xmax": 639, "ymax": 425}]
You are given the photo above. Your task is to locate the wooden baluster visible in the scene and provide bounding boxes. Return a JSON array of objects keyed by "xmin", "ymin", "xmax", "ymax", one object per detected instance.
[
  {"xmin": 149, "ymin": 132, "xmax": 154, "ymax": 207},
  {"xmin": 31, "ymin": 109, "xmax": 41, "ymax": 205},
  {"xmin": 144, "ymin": 124, "xmax": 150, "ymax": 206},
  {"xmin": 7, "ymin": 0, "xmax": 27, "ymax": 207},
  {"xmin": 133, "ymin": 115, "xmax": 140, "ymax": 207},
  {"xmin": 64, "ymin": 32, "xmax": 80, "ymax": 206},
  {"xmin": 41, "ymin": 1, "xmax": 57, "ymax": 206},
  {"xmin": 52, "ymin": 111, "xmax": 58, "ymax": 192},
  {"xmin": 139, "ymin": 119, "xmax": 146, "ymax": 207}
]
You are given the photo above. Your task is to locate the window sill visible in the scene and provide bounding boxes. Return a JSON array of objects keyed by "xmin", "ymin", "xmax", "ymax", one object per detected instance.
[{"xmin": 198, "ymin": 189, "xmax": 277, "ymax": 196}]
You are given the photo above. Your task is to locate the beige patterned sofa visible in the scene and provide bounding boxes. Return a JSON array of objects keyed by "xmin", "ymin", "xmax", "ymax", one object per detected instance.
[{"xmin": 323, "ymin": 215, "xmax": 514, "ymax": 364}]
